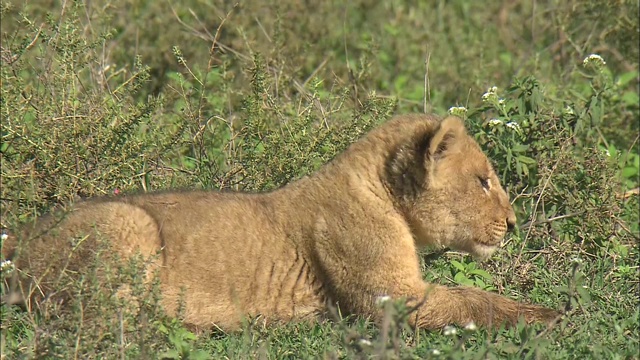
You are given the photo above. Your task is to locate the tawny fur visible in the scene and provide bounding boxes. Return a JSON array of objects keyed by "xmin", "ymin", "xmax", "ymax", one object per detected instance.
[{"xmin": 2, "ymin": 114, "xmax": 559, "ymax": 331}]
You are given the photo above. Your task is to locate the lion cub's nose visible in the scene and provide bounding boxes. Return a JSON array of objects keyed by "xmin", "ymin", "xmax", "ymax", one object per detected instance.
[{"xmin": 506, "ymin": 213, "xmax": 516, "ymax": 232}]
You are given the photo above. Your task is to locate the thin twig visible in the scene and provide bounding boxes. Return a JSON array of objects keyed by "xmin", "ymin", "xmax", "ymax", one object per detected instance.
[
  {"xmin": 303, "ymin": 57, "xmax": 329, "ymax": 87},
  {"xmin": 423, "ymin": 51, "xmax": 431, "ymax": 114},
  {"xmin": 520, "ymin": 212, "xmax": 582, "ymax": 230}
]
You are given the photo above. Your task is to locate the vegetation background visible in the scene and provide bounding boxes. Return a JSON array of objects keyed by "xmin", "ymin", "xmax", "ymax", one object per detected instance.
[{"xmin": 0, "ymin": 0, "xmax": 638, "ymax": 358}]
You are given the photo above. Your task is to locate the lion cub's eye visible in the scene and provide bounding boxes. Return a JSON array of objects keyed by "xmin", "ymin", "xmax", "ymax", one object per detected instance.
[{"xmin": 478, "ymin": 177, "xmax": 491, "ymax": 191}]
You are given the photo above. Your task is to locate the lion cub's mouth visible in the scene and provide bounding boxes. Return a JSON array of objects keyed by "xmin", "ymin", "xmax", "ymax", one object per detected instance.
[
  {"xmin": 446, "ymin": 239, "xmax": 500, "ymax": 261},
  {"xmin": 470, "ymin": 242, "xmax": 499, "ymax": 261}
]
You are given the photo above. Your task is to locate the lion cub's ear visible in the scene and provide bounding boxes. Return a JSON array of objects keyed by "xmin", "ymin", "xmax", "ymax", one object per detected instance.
[
  {"xmin": 428, "ymin": 116, "xmax": 467, "ymax": 159},
  {"xmin": 384, "ymin": 116, "xmax": 468, "ymax": 199}
]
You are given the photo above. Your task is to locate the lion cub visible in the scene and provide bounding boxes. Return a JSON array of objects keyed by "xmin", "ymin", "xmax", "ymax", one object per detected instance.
[{"xmin": 3, "ymin": 114, "xmax": 559, "ymax": 331}]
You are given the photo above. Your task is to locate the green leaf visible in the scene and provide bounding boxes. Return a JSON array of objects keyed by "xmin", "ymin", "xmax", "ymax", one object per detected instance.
[
  {"xmin": 393, "ymin": 75, "xmax": 409, "ymax": 93},
  {"xmin": 613, "ymin": 244, "xmax": 629, "ymax": 257},
  {"xmin": 516, "ymin": 155, "xmax": 536, "ymax": 165},
  {"xmin": 622, "ymin": 166, "xmax": 638, "ymax": 178},
  {"xmin": 622, "ymin": 91, "xmax": 639, "ymax": 106},
  {"xmin": 576, "ymin": 286, "xmax": 592, "ymax": 304},
  {"xmin": 454, "ymin": 272, "xmax": 473, "ymax": 286},
  {"xmin": 450, "ymin": 260, "xmax": 466, "ymax": 272},
  {"xmin": 607, "ymin": 144, "xmax": 618, "ymax": 158},
  {"xmin": 555, "ymin": 285, "xmax": 570, "ymax": 295},
  {"xmin": 469, "ymin": 269, "xmax": 493, "ymax": 280},
  {"xmin": 182, "ymin": 330, "xmax": 197, "ymax": 341},
  {"xmin": 617, "ymin": 71, "xmax": 639, "ymax": 87},
  {"xmin": 511, "ymin": 143, "xmax": 529, "ymax": 153}
]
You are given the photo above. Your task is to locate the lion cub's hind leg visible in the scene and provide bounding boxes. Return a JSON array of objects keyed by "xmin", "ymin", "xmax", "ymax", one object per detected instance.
[
  {"xmin": 97, "ymin": 202, "xmax": 164, "ymax": 264},
  {"xmin": 85, "ymin": 202, "xmax": 165, "ymax": 303},
  {"xmin": 6, "ymin": 201, "xmax": 164, "ymax": 308}
]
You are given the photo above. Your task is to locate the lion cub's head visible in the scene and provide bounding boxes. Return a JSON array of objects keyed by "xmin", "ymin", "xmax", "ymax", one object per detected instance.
[{"xmin": 385, "ymin": 115, "xmax": 516, "ymax": 260}]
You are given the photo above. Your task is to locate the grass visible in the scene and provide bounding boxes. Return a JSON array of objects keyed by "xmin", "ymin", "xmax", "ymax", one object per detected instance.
[{"xmin": 1, "ymin": 0, "xmax": 638, "ymax": 358}]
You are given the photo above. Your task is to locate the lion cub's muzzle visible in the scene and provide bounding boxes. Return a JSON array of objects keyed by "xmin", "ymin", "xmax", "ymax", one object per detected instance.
[
  {"xmin": 486, "ymin": 221, "xmax": 508, "ymax": 246},
  {"xmin": 475, "ymin": 210, "xmax": 515, "ymax": 256}
]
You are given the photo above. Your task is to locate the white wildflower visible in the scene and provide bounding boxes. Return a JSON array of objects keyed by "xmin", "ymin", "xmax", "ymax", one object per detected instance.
[
  {"xmin": 376, "ymin": 295, "xmax": 391, "ymax": 306},
  {"xmin": 488, "ymin": 118, "xmax": 503, "ymax": 127},
  {"xmin": 448, "ymin": 106, "xmax": 467, "ymax": 117},
  {"xmin": 0, "ymin": 233, "xmax": 7, "ymax": 241},
  {"xmin": 464, "ymin": 321, "xmax": 477, "ymax": 331},
  {"xmin": 443, "ymin": 325, "xmax": 457, "ymax": 336},
  {"xmin": 482, "ymin": 86, "xmax": 499, "ymax": 103},
  {"xmin": 358, "ymin": 339, "xmax": 372, "ymax": 346},
  {"xmin": 431, "ymin": 349, "xmax": 441, "ymax": 355},
  {"xmin": 564, "ymin": 105, "xmax": 575, "ymax": 116},
  {"xmin": 571, "ymin": 256, "xmax": 582, "ymax": 264},
  {"xmin": 505, "ymin": 122, "xmax": 521, "ymax": 133},
  {"xmin": 1, "ymin": 259, "xmax": 14, "ymax": 273},
  {"xmin": 583, "ymin": 54, "xmax": 606, "ymax": 67}
]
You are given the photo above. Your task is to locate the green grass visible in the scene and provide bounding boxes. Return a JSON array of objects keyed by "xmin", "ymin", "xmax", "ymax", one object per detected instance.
[{"xmin": 1, "ymin": 0, "xmax": 638, "ymax": 358}]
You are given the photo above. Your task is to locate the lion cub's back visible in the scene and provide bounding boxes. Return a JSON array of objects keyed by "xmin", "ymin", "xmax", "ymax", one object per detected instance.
[{"xmin": 120, "ymin": 191, "xmax": 325, "ymax": 329}]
